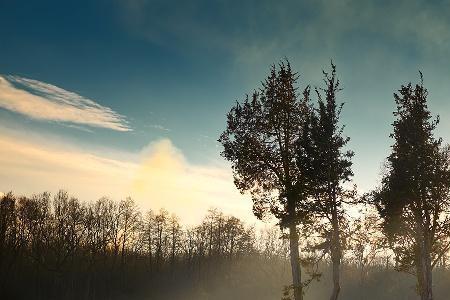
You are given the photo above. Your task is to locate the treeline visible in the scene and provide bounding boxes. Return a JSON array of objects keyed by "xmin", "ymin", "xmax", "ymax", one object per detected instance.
[
  {"xmin": 0, "ymin": 190, "xmax": 287, "ymax": 299},
  {"xmin": 1, "ymin": 190, "xmax": 450, "ymax": 299}
]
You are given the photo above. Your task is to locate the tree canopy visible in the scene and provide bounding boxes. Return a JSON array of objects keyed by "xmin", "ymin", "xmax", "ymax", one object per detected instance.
[{"xmin": 372, "ymin": 74, "xmax": 450, "ymax": 300}]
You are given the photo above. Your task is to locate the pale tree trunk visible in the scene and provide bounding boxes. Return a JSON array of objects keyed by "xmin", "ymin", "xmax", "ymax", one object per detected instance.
[
  {"xmin": 330, "ymin": 208, "xmax": 341, "ymax": 300},
  {"xmin": 289, "ymin": 224, "xmax": 303, "ymax": 300},
  {"xmin": 419, "ymin": 243, "xmax": 433, "ymax": 300},
  {"xmin": 416, "ymin": 232, "xmax": 433, "ymax": 300}
]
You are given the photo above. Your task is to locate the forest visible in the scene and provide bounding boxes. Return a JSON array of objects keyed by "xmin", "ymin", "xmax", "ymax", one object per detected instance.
[
  {"xmin": 2, "ymin": 61, "xmax": 450, "ymax": 300},
  {"xmin": 0, "ymin": 191, "xmax": 450, "ymax": 300}
]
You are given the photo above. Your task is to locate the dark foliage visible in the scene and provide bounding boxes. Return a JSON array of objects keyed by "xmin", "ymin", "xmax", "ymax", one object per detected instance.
[
  {"xmin": 371, "ymin": 74, "xmax": 450, "ymax": 300},
  {"xmin": 218, "ymin": 61, "xmax": 312, "ymax": 227},
  {"xmin": 296, "ymin": 62, "xmax": 354, "ymax": 300},
  {"xmin": 218, "ymin": 60, "xmax": 314, "ymax": 300}
]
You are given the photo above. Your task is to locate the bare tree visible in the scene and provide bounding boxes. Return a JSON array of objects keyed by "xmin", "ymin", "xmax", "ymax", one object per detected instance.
[{"xmin": 118, "ymin": 197, "xmax": 141, "ymax": 269}]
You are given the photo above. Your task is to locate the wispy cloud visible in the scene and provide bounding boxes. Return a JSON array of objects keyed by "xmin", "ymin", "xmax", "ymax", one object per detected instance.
[
  {"xmin": 147, "ymin": 124, "xmax": 171, "ymax": 131},
  {"xmin": 0, "ymin": 75, "xmax": 131, "ymax": 131},
  {"xmin": 118, "ymin": 0, "xmax": 450, "ymax": 65}
]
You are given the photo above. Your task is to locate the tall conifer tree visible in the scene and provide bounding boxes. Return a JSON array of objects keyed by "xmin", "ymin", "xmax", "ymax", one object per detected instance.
[
  {"xmin": 219, "ymin": 60, "xmax": 311, "ymax": 300},
  {"xmin": 372, "ymin": 75, "xmax": 450, "ymax": 300},
  {"xmin": 297, "ymin": 63, "xmax": 354, "ymax": 300}
]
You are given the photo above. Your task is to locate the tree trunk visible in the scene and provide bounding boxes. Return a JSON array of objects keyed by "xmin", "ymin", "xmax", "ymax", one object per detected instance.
[
  {"xmin": 419, "ymin": 241, "xmax": 433, "ymax": 300},
  {"xmin": 289, "ymin": 224, "xmax": 303, "ymax": 300},
  {"xmin": 330, "ymin": 209, "xmax": 341, "ymax": 300}
]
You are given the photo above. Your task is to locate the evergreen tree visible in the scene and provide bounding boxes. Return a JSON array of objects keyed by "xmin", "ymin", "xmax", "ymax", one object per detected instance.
[
  {"xmin": 372, "ymin": 74, "xmax": 450, "ymax": 300},
  {"xmin": 297, "ymin": 62, "xmax": 354, "ymax": 300},
  {"xmin": 218, "ymin": 60, "xmax": 312, "ymax": 300}
]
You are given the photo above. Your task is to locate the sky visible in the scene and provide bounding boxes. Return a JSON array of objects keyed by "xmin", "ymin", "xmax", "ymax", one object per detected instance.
[{"xmin": 1, "ymin": 0, "xmax": 450, "ymax": 225}]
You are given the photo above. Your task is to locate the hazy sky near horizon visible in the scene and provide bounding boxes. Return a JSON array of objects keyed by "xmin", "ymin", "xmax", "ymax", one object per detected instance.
[{"xmin": 1, "ymin": 0, "xmax": 450, "ymax": 224}]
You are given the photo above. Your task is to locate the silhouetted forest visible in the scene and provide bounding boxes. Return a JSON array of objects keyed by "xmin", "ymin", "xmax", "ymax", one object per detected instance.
[{"xmin": 1, "ymin": 190, "xmax": 450, "ymax": 300}]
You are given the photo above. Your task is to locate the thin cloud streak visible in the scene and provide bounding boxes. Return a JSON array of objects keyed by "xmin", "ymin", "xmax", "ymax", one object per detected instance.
[
  {"xmin": 0, "ymin": 75, "xmax": 131, "ymax": 131},
  {"xmin": 119, "ymin": 0, "xmax": 450, "ymax": 66},
  {"xmin": 147, "ymin": 124, "xmax": 171, "ymax": 131}
]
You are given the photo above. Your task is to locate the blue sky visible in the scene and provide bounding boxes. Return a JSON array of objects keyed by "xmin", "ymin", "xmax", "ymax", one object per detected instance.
[{"xmin": 1, "ymin": 0, "xmax": 450, "ymax": 222}]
